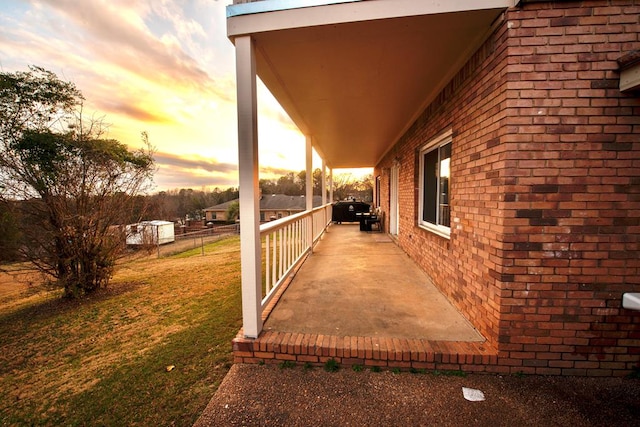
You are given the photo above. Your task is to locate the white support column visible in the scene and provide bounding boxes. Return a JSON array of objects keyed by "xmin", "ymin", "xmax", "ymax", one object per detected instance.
[
  {"xmin": 235, "ymin": 35, "xmax": 262, "ymax": 339},
  {"xmin": 305, "ymin": 135, "xmax": 313, "ymax": 211},
  {"xmin": 305, "ymin": 135, "xmax": 313, "ymax": 249},
  {"xmin": 321, "ymin": 158, "xmax": 327, "ymax": 206},
  {"xmin": 329, "ymin": 168, "xmax": 334, "ymax": 203}
]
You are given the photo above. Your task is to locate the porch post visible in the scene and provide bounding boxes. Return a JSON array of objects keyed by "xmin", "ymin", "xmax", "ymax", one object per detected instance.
[
  {"xmin": 235, "ymin": 35, "xmax": 262, "ymax": 339},
  {"xmin": 305, "ymin": 135, "xmax": 313, "ymax": 249},
  {"xmin": 329, "ymin": 168, "xmax": 334, "ymax": 203},
  {"xmin": 321, "ymin": 158, "xmax": 327, "ymax": 206},
  {"xmin": 305, "ymin": 135, "xmax": 313, "ymax": 211}
]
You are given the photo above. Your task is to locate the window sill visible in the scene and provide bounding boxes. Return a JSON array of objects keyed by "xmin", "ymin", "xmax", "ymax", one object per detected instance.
[{"xmin": 418, "ymin": 222, "xmax": 451, "ymax": 240}]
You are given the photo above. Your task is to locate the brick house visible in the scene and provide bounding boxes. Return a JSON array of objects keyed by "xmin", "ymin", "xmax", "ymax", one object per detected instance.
[{"xmin": 227, "ymin": 0, "xmax": 640, "ymax": 375}]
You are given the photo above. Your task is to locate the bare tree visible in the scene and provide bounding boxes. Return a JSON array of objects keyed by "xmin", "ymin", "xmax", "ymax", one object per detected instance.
[
  {"xmin": 331, "ymin": 173, "xmax": 373, "ymax": 202},
  {"xmin": 0, "ymin": 66, "xmax": 154, "ymax": 297}
]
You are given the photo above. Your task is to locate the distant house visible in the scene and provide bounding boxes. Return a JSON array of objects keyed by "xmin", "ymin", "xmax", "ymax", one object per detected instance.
[
  {"xmin": 204, "ymin": 194, "xmax": 323, "ymax": 223},
  {"xmin": 126, "ymin": 220, "xmax": 175, "ymax": 246},
  {"xmin": 203, "ymin": 199, "xmax": 238, "ymax": 223}
]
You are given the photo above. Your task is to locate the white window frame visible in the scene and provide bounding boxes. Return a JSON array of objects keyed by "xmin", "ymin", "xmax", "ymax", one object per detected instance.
[{"xmin": 418, "ymin": 129, "xmax": 452, "ymax": 239}]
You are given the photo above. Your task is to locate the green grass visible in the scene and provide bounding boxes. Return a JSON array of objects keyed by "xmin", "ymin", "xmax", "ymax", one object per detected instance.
[
  {"xmin": 0, "ymin": 235, "xmax": 242, "ymax": 426},
  {"xmin": 279, "ymin": 360, "xmax": 296, "ymax": 369},
  {"xmin": 627, "ymin": 366, "xmax": 640, "ymax": 379},
  {"xmin": 170, "ymin": 235, "xmax": 240, "ymax": 258},
  {"xmin": 324, "ymin": 358, "xmax": 339, "ymax": 372},
  {"xmin": 432, "ymin": 369, "xmax": 467, "ymax": 377}
]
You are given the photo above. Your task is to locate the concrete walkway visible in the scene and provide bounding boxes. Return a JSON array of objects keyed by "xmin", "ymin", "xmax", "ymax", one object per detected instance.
[{"xmin": 263, "ymin": 223, "xmax": 483, "ymax": 341}]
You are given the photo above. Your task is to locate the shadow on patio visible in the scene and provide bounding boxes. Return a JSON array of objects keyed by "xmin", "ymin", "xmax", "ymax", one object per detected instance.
[{"xmin": 233, "ymin": 224, "xmax": 498, "ymax": 370}]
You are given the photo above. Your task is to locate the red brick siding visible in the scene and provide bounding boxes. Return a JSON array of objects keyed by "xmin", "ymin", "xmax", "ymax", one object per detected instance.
[
  {"xmin": 376, "ymin": 0, "xmax": 640, "ymax": 376},
  {"xmin": 500, "ymin": 1, "xmax": 640, "ymax": 376}
]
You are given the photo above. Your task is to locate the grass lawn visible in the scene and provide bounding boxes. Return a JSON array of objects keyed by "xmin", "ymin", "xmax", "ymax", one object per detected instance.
[{"xmin": 0, "ymin": 236, "xmax": 242, "ymax": 426}]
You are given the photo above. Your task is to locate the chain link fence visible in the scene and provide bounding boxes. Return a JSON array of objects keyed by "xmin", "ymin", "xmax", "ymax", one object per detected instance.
[{"xmin": 153, "ymin": 224, "xmax": 240, "ymax": 258}]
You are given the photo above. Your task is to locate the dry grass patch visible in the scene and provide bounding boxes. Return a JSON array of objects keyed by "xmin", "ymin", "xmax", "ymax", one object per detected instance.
[{"xmin": 0, "ymin": 236, "xmax": 242, "ymax": 426}]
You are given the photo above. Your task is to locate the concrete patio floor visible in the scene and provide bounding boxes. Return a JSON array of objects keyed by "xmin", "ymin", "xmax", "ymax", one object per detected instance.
[{"xmin": 263, "ymin": 223, "xmax": 483, "ymax": 342}]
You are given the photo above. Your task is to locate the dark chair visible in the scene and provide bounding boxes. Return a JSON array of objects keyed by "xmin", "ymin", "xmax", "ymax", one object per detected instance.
[{"xmin": 367, "ymin": 211, "xmax": 384, "ymax": 232}]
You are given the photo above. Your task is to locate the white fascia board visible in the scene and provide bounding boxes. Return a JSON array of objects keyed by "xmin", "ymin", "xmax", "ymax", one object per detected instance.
[
  {"xmin": 227, "ymin": 0, "xmax": 361, "ymax": 18},
  {"xmin": 227, "ymin": 0, "xmax": 516, "ymax": 38}
]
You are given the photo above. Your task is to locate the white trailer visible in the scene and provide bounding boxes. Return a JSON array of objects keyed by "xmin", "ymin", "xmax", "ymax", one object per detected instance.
[{"xmin": 126, "ymin": 220, "xmax": 175, "ymax": 246}]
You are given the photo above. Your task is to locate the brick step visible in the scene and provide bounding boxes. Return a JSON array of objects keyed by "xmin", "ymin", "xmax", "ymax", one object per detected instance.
[{"xmin": 233, "ymin": 330, "xmax": 498, "ymax": 372}]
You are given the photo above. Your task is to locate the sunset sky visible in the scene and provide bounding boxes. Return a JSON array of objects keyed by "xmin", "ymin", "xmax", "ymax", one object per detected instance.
[{"xmin": 0, "ymin": 0, "xmax": 370, "ymax": 192}]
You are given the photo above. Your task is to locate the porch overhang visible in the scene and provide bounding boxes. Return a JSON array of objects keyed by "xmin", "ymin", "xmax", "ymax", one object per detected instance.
[{"xmin": 227, "ymin": 0, "xmax": 515, "ymax": 169}]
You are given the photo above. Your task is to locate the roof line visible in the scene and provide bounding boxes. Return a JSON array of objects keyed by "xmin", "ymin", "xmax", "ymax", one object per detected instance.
[{"xmin": 227, "ymin": 0, "xmax": 361, "ymax": 18}]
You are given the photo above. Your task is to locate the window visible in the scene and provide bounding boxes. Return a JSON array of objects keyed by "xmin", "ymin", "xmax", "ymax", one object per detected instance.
[{"xmin": 419, "ymin": 130, "xmax": 452, "ymax": 238}]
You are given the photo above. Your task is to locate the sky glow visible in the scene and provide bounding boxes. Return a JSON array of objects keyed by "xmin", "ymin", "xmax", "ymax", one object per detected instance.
[{"xmin": 1, "ymin": 0, "xmax": 369, "ymax": 192}]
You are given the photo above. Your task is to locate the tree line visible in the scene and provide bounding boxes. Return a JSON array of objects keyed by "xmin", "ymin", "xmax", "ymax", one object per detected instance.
[
  {"xmin": 144, "ymin": 170, "xmax": 373, "ymax": 223},
  {"xmin": 134, "ymin": 169, "xmax": 373, "ymax": 224},
  {"xmin": 260, "ymin": 170, "xmax": 373, "ymax": 201}
]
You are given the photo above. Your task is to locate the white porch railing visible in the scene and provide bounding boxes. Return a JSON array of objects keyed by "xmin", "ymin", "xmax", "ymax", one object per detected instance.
[{"xmin": 260, "ymin": 203, "xmax": 332, "ymax": 311}]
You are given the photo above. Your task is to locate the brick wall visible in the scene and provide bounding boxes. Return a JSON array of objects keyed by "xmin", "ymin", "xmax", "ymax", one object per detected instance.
[
  {"xmin": 500, "ymin": 0, "xmax": 640, "ymax": 376},
  {"xmin": 376, "ymin": 0, "xmax": 640, "ymax": 376}
]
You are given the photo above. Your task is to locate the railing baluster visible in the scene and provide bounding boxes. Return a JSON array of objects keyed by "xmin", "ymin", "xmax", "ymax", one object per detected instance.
[
  {"xmin": 294, "ymin": 220, "xmax": 298, "ymax": 258},
  {"xmin": 265, "ymin": 233, "xmax": 270, "ymax": 295},
  {"xmin": 278, "ymin": 228, "xmax": 283, "ymax": 279},
  {"xmin": 298, "ymin": 219, "xmax": 302, "ymax": 257},
  {"xmin": 271, "ymin": 231, "xmax": 277, "ymax": 290},
  {"xmin": 284, "ymin": 224, "xmax": 288, "ymax": 271},
  {"xmin": 293, "ymin": 220, "xmax": 297, "ymax": 259},
  {"xmin": 288, "ymin": 223, "xmax": 292, "ymax": 267},
  {"xmin": 286, "ymin": 224, "xmax": 291, "ymax": 272}
]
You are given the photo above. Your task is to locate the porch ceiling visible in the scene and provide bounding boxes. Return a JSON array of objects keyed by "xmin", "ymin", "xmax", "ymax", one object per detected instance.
[{"xmin": 228, "ymin": 1, "xmax": 510, "ymax": 169}]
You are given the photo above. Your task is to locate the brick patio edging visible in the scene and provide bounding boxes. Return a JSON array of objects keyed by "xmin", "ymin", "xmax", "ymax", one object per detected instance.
[{"xmin": 233, "ymin": 330, "xmax": 499, "ymax": 372}]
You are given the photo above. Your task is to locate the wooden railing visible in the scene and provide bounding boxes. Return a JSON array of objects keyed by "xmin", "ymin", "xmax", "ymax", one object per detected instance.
[{"xmin": 260, "ymin": 203, "xmax": 332, "ymax": 310}]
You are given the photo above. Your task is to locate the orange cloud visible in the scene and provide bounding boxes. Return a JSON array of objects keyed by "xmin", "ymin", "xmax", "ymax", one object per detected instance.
[{"xmin": 95, "ymin": 100, "xmax": 172, "ymax": 124}]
